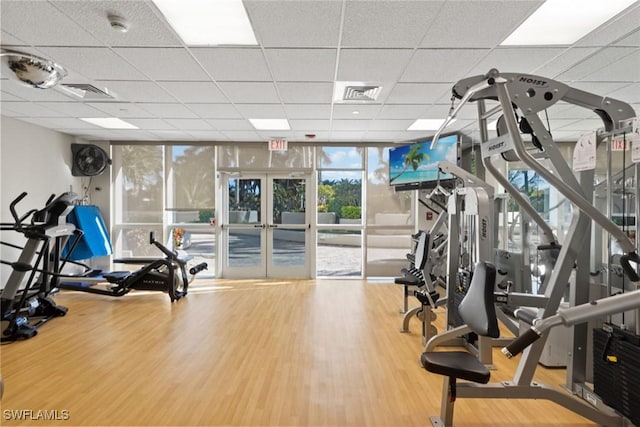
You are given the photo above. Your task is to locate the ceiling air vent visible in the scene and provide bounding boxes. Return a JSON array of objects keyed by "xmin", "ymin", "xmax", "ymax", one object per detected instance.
[
  {"xmin": 343, "ymin": 85, "xmax": 381, "ymax": 102},
  {"xmin": 59, "ymin": 83, "xmax": 116, "ymax": 100}
]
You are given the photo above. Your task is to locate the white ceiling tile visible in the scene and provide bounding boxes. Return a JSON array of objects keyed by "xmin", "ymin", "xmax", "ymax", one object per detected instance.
[
  {"xmin": 556, "ymin": 118, "xmax": 608, "ymax": 131},
  {"xmin": 217, "ymin": 82, "xmax": 280, "ymax": 103},
  {"xmin": 186, "ymin": 130, "xmax": 228, "ymax": 141},
  {"xmin": 338, "ymin": 49, "xmax": 414, "ymax": 82},
  {"xmin": 333, "ymin": 104, "xmax": 381, "ymax": 120},
  {"xmin": 577, "ymin": 3, "xmax": 640, "ymax": 47},
  {"xmin": 220, "ymin": 130, "xmax": 261, "ymax": 141},
  {"xmin": 18, "ymin": 116, "xmax": 97, "ymax": 130},
  {"xmin": 543, "ymin": 105, "xmax": 597, "ymax": 120},
  {"xmin": 284, "ymin": 104, "xmax": 331, "ymax": 119},
  {"xmin": 163, "ymin": 119, "xmax": 213, "ymax": 130},
  {"xmin": 125, "ymin": 118, "xmax": 175, "ymax": 130},
  {"xmin": 420, "ymin": 1, "xmax": 543, "ymax": 48},
  {"xmin": 257, "ymin": 131, "xmax": 295, "ymax": 140},
  {"xmin": 234, "ymin": 104, "xmax": 286, "ymax": 119},
  {"xmin": 53, "ymin": 1, "xmax": 182, "ymax": 47},
  {"xmin": 329, "ymin": 131, "xmax": 365, "ymax": 141},
  {"xmin": 0, "ymin": 91, "xmax": 24, "ymax": 102},
  {"xmin": 265, "ymin": 49, "xmax": 336, "ymax": 82},
  {"xmin": 157, "ymin": 81, "xmax": 227, "ymax": 103},
  {"xmin": 468, "ymin": 47, "xmax": 567, "ymax": 76},
  {"xmin": 614, "ymin": 29, "xmax": 640, "ymax": 47},
  {"xmin": 207, "ymin": 119, "xmax": 253, "ymax": 131},
  {"xmin": 289, "ymin": 120, "xmax": 331, "ymax": 131},
  {"xmin": 2, "ymin": 101, "xmax": 69, "ymax": 117},
  {"xmin": 377, "ymin": 104, "xmax": 429, "ymax": 119},
  {"xmin": 364, "ymin": 131, "xmax": 402, "ymax": 142},
  {"xmin": 94, "ymin": 80, "xmax": 177, "ymax": 103},
  {"xmin": 36, "ymin": 47, "xmax": 148, "ymax": 81},
  {"xmin": 277, "ymin": 82, "xmax": 333, "ymax": 103},
  {"xmin": 607, "ymin": 84, "xmax": 640, "ymax": 104},
  {"xmin": 386, "ymin": 83, "xmax": 451, "ymax": 104},
  {"xmin": 45, "ymin": 102, "xmax": 111, "ymax": 117},
  {"xmin": 341, "ymin": 1, "xmax": 442, "ymax": 48},
  {"xmin": 1, "ymin": 30, "xmax": 26, "ymax": 45},
  {"xmin": 87, "ymin": 102, "xmax": 153, "ymax": 118},
  {"xmin": 245, "ymin": 1, "xmax": 342, "ymax": 47},
  {"xmin": 139, "ymin": 103, "xmax": 199, "ymax": 119},
  {"xmin": 367, "ymin": 120, "xmax": 415, "ymax": 131},
  {"xmin": 557, "ymin": 47, "xmax": 637, "ymax": 81},
  {"xmin": 191, "ymin": 48, "xmax": 272, "ymax": 81},
  {"xmin": 400, "ymin": 49, "xmax": 489, "ymax": 83},
  {"xmin": 581, "ymin": 51, "xmax": 640, "ymax": 82},
  {"xmin": 184, "ymin": 103, "xmax": 243, "ymax": 119},
  {"xmin": 332, "ymin": 120, "xmax": 372, "ymax": 131},
  {"xmin": 150, "ymin": 130, "xmax": 195, "ymax": 140},
  {"xmin": 292, "ymin": 131, "xmax": 329, "ymax": 141},
  {"xmin": 423, "ymin": 103, "xmax": 480, "ymax": 120},
  {"xmin": 113, "ymin": 48, "xmax": 209, "ymax": 81},
  {"xmin": 0, "ymin": 80, "xmax": 73, "ymax": 102},
  {"xmin": 532, "ymin": 47, "xmax": 599, "ymax": 79},
  {"xmin": 0, "ymin": 1, "xmax": 101, "ymax": 46},
  {"xmin": 570, "ymin": 81, "xmax": 633, "ymax": 96}
]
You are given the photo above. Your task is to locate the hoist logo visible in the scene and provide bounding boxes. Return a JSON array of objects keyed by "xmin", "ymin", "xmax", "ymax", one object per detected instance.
[
  {"xmin": 481, "ymin": 217, "xmax": 488, "ymax": 240},
  {"xmin": 518, "ymin": 76, "xmax": 548, "ymax": 87},
  {"xmin": 488, "ymin": 141, "xmax": 504, "ymax": 152}
]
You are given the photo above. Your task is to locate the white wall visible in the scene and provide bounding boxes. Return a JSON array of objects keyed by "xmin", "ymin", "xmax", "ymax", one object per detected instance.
[{"xmin": 0, "ymin": 116, "xmax": 82, "ymax": 283}]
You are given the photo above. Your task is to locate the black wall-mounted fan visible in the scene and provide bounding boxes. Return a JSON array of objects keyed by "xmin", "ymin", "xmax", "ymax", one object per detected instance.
[{"xmin": 71, "ymin": 143, "xmax": 111, "ymax": 177}]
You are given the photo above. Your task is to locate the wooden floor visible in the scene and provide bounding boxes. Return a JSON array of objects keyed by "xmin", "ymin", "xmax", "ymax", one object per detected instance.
[{"xmin": 1, "ymin": 279, "xmax": 597, "ymax": 426}]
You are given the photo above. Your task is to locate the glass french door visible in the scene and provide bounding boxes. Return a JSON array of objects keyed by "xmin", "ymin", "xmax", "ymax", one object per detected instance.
[{"xmin": 221, "ymin": 173, "xmax": 310, "ymax": 278}]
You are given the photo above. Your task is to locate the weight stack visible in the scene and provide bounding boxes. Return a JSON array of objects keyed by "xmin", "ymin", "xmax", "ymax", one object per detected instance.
[{"xmin": 593, "ymin": 324, "xmax": 640, "ymax": 426}]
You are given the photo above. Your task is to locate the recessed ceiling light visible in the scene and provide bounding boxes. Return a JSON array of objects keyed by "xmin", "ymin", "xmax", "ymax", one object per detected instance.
[
  {"xmin": 407, "ymin": 119, "xmax": 455, "ymax": 131},
  {"xmin": 501, "ymin": 0, "xmax": 636, "ymax": 45},
  {"xmin": 352, "ymin": 110, "xmax": 360, "ymax": 115},
  {"xmin": 80, "ymin": 117, "xmax": 138, "ymax": 129},
  {"xmin": 152, "ymin": 0, "xmax": 257, "ymax": 46},
  {"xmin": 249, "ymin": 118, "xmax": 290, "ymax": 130}
]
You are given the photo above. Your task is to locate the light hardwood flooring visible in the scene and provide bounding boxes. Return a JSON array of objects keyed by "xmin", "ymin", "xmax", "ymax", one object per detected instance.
[{"xmin": 1, "ymin": 279, "xmax": 597, "ymax": 426}]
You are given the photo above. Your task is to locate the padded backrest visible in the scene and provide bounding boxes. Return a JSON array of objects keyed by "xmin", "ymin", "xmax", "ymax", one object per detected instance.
[
  {"xmin": 458, "ymin": 262, "xmax": 499, "ymax": 338},
  {"xmin": 414, "ymin": 232, "xmax": 430, "ymax": 269}
]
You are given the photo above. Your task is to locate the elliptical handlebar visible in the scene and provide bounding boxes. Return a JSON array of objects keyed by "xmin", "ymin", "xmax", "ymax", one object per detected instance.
[
  {"xmin": 149, "ymin": 231, "xmax": 179, "ymax": 261},
  {"xmin": 8, "ymin": 192, "xmax": 37, "ymax": 231}
]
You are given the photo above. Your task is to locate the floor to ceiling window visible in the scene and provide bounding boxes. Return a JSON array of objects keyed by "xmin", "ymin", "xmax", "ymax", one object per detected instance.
[{"xmin": 112, "ymin": 143, "xmax": 416, "ymax": 279}]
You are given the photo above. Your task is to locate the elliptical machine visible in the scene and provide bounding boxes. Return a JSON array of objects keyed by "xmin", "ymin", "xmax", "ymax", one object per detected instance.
[
  {"xmin": 56, "ymin": 229, "xmax": 207, "ymax": 302},
  {"xmin": 0, "ymin": 192, "xmax": 75, "ymax": 342}
]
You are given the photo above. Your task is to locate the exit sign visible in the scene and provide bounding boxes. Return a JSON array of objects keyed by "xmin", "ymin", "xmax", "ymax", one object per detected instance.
[
  {"xmin": 611, "ymin": 137, "xmax": 629, "ymax": 151},
  {"xmin": 269, "ymin": 138, "xmax": 288, "ymax": 151}
]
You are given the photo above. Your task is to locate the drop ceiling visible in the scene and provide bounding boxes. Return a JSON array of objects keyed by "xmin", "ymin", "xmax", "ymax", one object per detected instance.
[{"xmin": 1, "ymin": 0, "xmax": 639, "ymax": 144}]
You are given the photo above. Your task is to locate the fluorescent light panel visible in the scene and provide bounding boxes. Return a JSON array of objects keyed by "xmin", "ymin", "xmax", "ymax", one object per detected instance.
[
  {"xmin": 249, "ymin": 118, "xmax": 290, "ymax": 130},
  {"xmin": 80, "ymin": 118, "xmax": 138, "ymax": 129},
  {"xmin": 152, "ymin": 0, "xmax": 257, "ymax": 46},
  {"xmin": 501, "ymin": 0, "xmax": 636, "ymax": 45},
  {"xmin": 407, "ymin": 119, "xmax": 455, "ymax": 131}
]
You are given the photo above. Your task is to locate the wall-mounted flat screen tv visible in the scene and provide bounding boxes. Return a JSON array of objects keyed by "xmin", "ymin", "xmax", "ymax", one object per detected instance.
[{"xmin": 388, "ymin": 134, "xmax": 460, "ymax": 191}]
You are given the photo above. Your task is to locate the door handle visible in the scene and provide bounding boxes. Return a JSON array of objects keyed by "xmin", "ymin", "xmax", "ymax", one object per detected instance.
[
  {"xmin": 268, "ymin": 224, "xmax": 278, "ymax": 228},
  {"xmin": 254, "ymin": 224, "xmax": 265, "ymax": 228}
]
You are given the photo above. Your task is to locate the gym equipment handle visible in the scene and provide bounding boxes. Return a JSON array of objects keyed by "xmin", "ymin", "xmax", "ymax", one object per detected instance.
[
  {"xmin": 189, "ymin": 262, "xmax": 208, "ymax": 275},
  {"xmin": 620, "ymin": 252, "xmax": 640, "ymax": 282},
  {"xmin": 502, "ymin": 328, "xmax": 541, "ymax": 358}
]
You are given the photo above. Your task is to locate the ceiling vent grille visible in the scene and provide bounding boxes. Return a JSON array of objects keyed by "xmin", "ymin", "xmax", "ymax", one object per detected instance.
[
  {"xmin": 343, "ymin": 85, "xmax": 381, "ymax": 102},
  {"xmin": 59, "ymin": 83, "xmax": 116, "ymax": 100}
]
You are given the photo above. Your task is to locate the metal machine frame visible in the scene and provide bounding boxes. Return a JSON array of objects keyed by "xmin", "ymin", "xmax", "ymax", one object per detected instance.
[{"xmin": 424, "ymin": 69, "xmax": 639, "ymax": 426}]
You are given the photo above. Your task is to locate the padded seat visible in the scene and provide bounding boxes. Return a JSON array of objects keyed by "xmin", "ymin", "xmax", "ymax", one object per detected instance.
[
  {"xmin": 421, "ymin": 351, "xmax": 490, "ymax": 384},
  {"xmin": 420, "ymin": 261, "xmax": 498, "ymax": 402},
  {"xmin": 395, "ymin": 274, "xmax": 422, "ymax": 286}
]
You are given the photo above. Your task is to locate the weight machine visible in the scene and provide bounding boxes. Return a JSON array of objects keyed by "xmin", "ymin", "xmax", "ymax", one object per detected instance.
[{"xmin": 422, "ymin": 69, "xmax": 639, "ymax": 426}]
